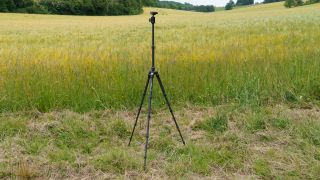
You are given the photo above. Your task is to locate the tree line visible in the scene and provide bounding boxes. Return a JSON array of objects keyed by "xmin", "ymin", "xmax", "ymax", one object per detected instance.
[
  {"xmin": 0, "ymin": 0, "xmax": 153, "ymax": 15},
  {"xmin": 0, "ymin": 0, "xmax": 215, "ymax": 15},
  {"xmin": 1, "ymin": 0, "xmax": 317, "ymax": 15},
  {"xmin": 284, "ymin": 0, "xmax": 319, "ymax": 8},
  {"xmin": 225, "ymin": 0, "xmax": 318, "ymax": 10},
  {"xmin": 225, "ymin": 0, "xmax": 255, "ymax": 10},
  {"xmin": 151, "ymin": 1, "xmax": 215, "ymax": 12}
]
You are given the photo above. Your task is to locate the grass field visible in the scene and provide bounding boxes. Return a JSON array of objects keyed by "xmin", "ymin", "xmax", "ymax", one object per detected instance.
[
  {"xmin": 0, "ymin": 2, "xmax": 319, "ymax": 112},
  {"xmin": 0, "ymin": 2, "xmax": 319, "ymax": 179}
]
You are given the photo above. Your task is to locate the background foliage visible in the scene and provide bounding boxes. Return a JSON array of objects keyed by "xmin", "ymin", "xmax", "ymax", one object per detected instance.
[
  {"xmin": 225, "ymin": 0, "xmax": 235, "ymax": 10},
  {"xmin": 0, "ymin": 0, "xmax": 149, "ymax": 15},
  {"xmin": 0, "ymin": 0, "xmax": 215, "ymax": 15},
  {"xmin": 151, "ymin": 1, "xmax": 215, "ymax": 12},
  {"xmin": 236, "ymin": 0, "xmax": 254, "ymax": 6}
]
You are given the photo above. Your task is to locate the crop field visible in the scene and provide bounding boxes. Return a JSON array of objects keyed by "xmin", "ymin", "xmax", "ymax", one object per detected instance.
[
  {"xmin": 0, "ymin": 2, "xmax": 319, "ymax": 179},
  {"xmin": 0, "ymin": 3, "xmax": 319, "ymax": 112}
]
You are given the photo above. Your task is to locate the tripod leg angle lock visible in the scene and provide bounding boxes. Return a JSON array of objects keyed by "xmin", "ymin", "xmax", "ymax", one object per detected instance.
[{"xmin": 128, "ymin": 11, "xmax": 186, "ymax": 170}]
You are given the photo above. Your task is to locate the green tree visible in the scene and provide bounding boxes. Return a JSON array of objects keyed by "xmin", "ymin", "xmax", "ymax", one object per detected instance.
[
  {"xmin": 154, "ymin": 1, "xmax": 215, "ymax": 12},
  {"xmin": 82, "ymin": 0, "xmax": 95, "ymax": 15},
  {"xmin": 92, "ymin": 0, "xmax": 109, "ymax": 15},
  {"xmin": 1, "ymin": 0, "xmax": 158, "ymax": 16},
  {"xmin": 236, "ymin": 0, "xmax": 254, "ymax": 5},
  {"xmin": 142, "ymin": 0, "xmax": 157, "ymax": 6},
  {"xmin": 297, "ymin": 0, "xmax": 304, "ymax": 5},
  {"xmin": 0, "ymin": 0, "xmax": 8, "ymax": 12},
  {"xmin": 284, "ymin": 0, "xmax": 303, "ymax": 7},
  {"xmin": 6, "ymin": 0, "xmax": 16, "ymax": 11},
  {"xmin": 225, "ymin": 0, "xmax": 235, "ymax": 10},
  {"xmin": 284, "ymin": 0, "xmax": 294, "ymax": 7},
  {"xmin": 13, "ymin": 0, "xmax": 34, "ymax": 8}
]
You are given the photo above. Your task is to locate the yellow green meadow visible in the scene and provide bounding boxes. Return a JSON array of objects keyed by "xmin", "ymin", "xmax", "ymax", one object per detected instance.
[{"xmin": 0, "ymin": 3, "xmax": 319, "ymax": 112}]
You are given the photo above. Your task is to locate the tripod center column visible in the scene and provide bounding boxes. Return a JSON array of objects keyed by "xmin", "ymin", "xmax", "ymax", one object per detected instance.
[
  {"xmin": 152, "ymin": 21, "xmax": 155, "ymax": 71},
  {"xmin": 149, "ymin": 13, "xmax": 157, "ymax": 72}
]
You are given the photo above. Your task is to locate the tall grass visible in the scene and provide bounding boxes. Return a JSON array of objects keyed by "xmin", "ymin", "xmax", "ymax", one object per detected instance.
[{"xmin": 0, "ymin": 3, "xmax": 319, "ymax": 112}]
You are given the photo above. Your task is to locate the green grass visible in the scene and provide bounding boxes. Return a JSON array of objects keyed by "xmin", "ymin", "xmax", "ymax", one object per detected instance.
[
  {"xmin": 21, "ymin": 135, "xmax": 48, "ymax": 155},
  {"xmin": 92, "ymin": 147, "xmax": 141, "ymax": 174},
  {"xmin": 271, "ymin": 117, "xmax": 290, "ymax": 129},
  {"xmin": 298, "ymin": 120, "xmax": 320, "ymax": 146},
  {"xmin": 109, "ymin": 120, "xmax": 130, "ymax": 139},
  {"xmin": 0, "ymin": 3, "xmax": 319, "ymax": 112},
  {"xmin": 193, "ymin": 113, "xmax": 228, "ymax": 134},
  {"xmin": 0, "ymin": 117, "xmax": 27, "ymax": 141},
  {"xmin": 246, "ymin": 113, "xmax": 267, "ymax": 133},
  {"xmin": 253, "ymin": 159, "xmax": 272, "ymax": 178},
  {"xmin": 48, "ymin": 148, "xmax": 76, "ymax": 164},
  {"xmin": 215, "ymin": 7, "xmax": 225, "ymax": 11}
]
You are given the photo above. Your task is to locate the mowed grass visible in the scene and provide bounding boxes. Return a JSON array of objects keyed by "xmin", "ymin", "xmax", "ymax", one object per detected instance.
[
  {"xmin": 0, "ymin": 105, "xmax": 319, "ymax": 178},
  {"xmin": 0, "ymin": 2, "xmax": 319, "ymax": 112}
]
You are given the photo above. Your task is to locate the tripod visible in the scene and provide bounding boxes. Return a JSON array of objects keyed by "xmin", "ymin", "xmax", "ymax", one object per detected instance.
[{"xmin": 128, "ymin": 12, "xmax": 185, "ymax": 170}]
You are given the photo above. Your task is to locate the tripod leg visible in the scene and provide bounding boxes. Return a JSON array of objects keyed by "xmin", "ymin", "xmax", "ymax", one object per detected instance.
[
  {"xmin": 128, "ymin": 75, "xmax": 150, "ymax": 146},
  {"xmin": 144, "ymin": 74, "xmax": 154, "ymax": 170},
  {"xmin": 155, "ymin": 73, "xmax": 185, "ymax": 145}
]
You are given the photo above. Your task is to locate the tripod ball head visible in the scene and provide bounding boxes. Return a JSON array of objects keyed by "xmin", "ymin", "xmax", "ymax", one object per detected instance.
[
  {"xmin": 150, "ymin": 11, "xmax": 158, "ymax": 16},
  {"xmin": 149, "ymin": 11, "xmax": 158, "ymax": 24}
]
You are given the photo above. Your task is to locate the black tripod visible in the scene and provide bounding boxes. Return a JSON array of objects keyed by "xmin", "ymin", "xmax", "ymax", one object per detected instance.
[{"xmin": 128, "ymin": 12, "xmax": 185, "ymax": 170}]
